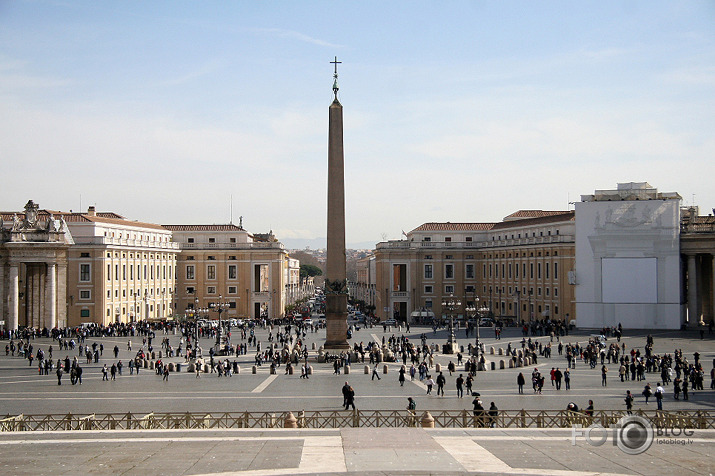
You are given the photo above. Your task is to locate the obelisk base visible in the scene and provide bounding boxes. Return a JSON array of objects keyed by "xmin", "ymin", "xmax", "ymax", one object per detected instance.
[{"xmin": 324, "ymin": 294, "xmax": 350, "ymax": 350}]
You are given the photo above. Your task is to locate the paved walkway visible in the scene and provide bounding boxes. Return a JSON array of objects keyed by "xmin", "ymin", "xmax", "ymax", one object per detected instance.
[{"xmin": 0, "ymin": 427, "xmax": 712, "ymax": 475}]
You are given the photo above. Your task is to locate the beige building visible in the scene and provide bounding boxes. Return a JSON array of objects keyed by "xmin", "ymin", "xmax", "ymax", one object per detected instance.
[
  {"xmin": 374, "ymin": 211, "xmax": 576, "ymax": 325},
  {"xmin": 164, "ymin": 225, "xmax": 289, "ymax": 320},
  {"xmin": 1, "ymin": 202, "xmax": 178, "ymax": 329}
]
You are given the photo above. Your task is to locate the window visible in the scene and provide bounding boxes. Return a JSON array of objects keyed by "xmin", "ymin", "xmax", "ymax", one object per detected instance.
[
  {"xmin": 538, "ymin": 263, "xmax": 542, "ymax": 279},
  {"xmin": 208, "ymin": 256, "xmax": 216, "ymax": 260},
  {"xmin": 228, "ymin": 265, "xmax": 237, "ymax": 280},
  {"xmin": 228, "ymin": 286, "xmax": 237, "ymax": 294},
  {"xmin": 425, "ymin": 299, "xmax": 433, "ymax": 308},
  {"xmin": 187, "ymin": 256, "xmax": 195, "ymax": 260},
  {"xmin": 187, "ymin": 238, "xmax": 194, "ymax": 243},
  {"xmin": 445, "ymin": 285, "xmax": 454, "ymax": 294},
  {"xmin": 445, "ymin": 264, "xmax": 454, "ymax": 279},
  {"xmin": 554, "ymin": 262, "xmax": 559, "ymax": 279},
  {"xmin": 465, "ymin": 264, "xmax": 475, "ymax": 279},
  {"xmin": 229, "ymin": 255, "xmax": 237, "ymax": 260},
  {"xmin": 107, "ymin": 264, "xmax": 111, "ymax": 281},
  {"xmin": 80, "ymin": 252, "xmax": 90, "ymax": 258},
  {"xmin": 530, "ymin": 263, "xmax": 534, "ymax": 279},
  {"xmin": 445, "ymin": 237, "xmax": 451, "ymax": 242},
  {"xmin": 423, "ymin": 237, "xmax": 431, "ymax": 242},
  {"xmin": 107, "ymin": 290, "xmax": 111, "ymax": 298},
  {"xmin": 546, "ymin": 263, "xmax": 550, "ymax": 279},
  {"xmin": 186, "ymin": 286, "xmax": 195, "ymax": 295},
  {"xmin": 81, "ymin": 309, "xmax": 90, "ymax": 318},
  {"xmin": 425, "ymin": 255, "xmax": 432, "ymax": 260},
  {"xmin": 130, "ymin": 264, "xmax": 133, "ymax": 280},
  {"xmin": 546, "ymin": 287, "xmax": 550, "ymax": 296},
  {"xmin": 466, "ymin": 254, "xmax": 474, "ymax": 259},
  {"xmin": 424, "ymin": 285, "xmax": 433, "ymax": 294},
  {"xmin": 424, "ymin": 264, "xmax": 433, "ymax": 279},
  {"xmin": 465, "ymin": 285, "xmax": 475, "ymax": 293},
  {"xmin": 207, "ymin": 286, "xmax": 217, "ymax": 294},
  {"xmin": 554, "ymin": 288, "xmax": 558, "ymax": 297},
  {"xmin": 80, "ymin": 264, "xmax": 91, "ymax": 282},
  {"xmin": 186, "ymin": 265, "xmax": 195, "ymax": 280},
  {"xmin": 122, "ymin": 265, "xmax": 126, "ymax": 281},
  {"xmin": 445, "ymin": 254, "xmax": 453, "ymax": 259},
  {"xmin": 230, "ymin": 238, "xmax": 236, "ymax": 243},
  {"xmin": 209, "ymin": 238, "xmax": 216, "ymax": 243},
  {"xmin": 80, "ymin": 290, "xmax": 91, "ymax": 300},
  {"xmin": 466, "ymin": 237, "xmax": 472, "ymax": 242},
  {"xmin": 207, "ymin": 265, "xmax": 216, "ymax": 280}
]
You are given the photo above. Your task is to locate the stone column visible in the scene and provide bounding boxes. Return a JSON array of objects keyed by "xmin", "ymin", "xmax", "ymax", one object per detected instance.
[
  {"xmin": 687, "ymin": 254, "xmax": 698, "ymax": 325},
  {"xmin": 324, "ymin": 96, "xmax": 349, "ymax": 350},
  {"xmin": 8, "ymin": 264, "xmax": 19, "ymax": 331},
  {"xmin": 46, "ymin": 263, "xmax": 57, "ymax": 329}
]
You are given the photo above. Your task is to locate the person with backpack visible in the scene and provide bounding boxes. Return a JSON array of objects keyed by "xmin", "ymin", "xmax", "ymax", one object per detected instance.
[
  {"xmin": 654, "ymin": 382, "xmax": 664, "ymax": 410},
  {"xmin": 624, "ymin": 390, "xmax": 634, "ymax": 415}
]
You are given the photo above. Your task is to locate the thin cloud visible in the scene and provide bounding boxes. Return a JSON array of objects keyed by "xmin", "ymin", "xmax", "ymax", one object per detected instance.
[{"xmin": 252, "ymin": 28, "xmax": 342, "ymax": 48}]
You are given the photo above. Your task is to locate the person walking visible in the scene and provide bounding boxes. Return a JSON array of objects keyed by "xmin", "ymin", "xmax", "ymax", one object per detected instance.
[
  {"xmin": 372, "ymin": 364, "xmax": 381, "ymax": 380},
  {"xmin": 344, "ymin": 385, "xmax": 356, "ymax": 411},
  {"xmin": 102, "ymin": 364, "xmax": 109, "ymax": 381},
  {"xmin": 436, "ymin": 372, "xmax": 446, "ymax": 396},
  {"xmin": 625, "ymin": 390, "xmax": 634, "ymax": 415},
  {"xmin": 642, "ymin": 383, "xmax": 652, "ymax": 404},
  {"xmin": 601, "ymin": 365, "xmax": 608, "ymax": 386},
  {"xmin": 425, "ymin": 375, "xmax": 434, "ymax": 395},
  {"xmin": 517, "ymin": 372, "xmax": 525, "ymax": 394},
  {"xmin": 456, "ymin": 374, "xmax": 464, "ymax": 398},
  {"xmin": 655, "ymin": 382, "xmax": 664, "ymax": 410},
  {"xmin": 488, "ymin": 402, "xmax": 499, "ymax": 428},
  {"xmin": 162, "ymin": 364, "xmax": 169, "ymax": 381},
  {"xmin": 399, "ymin": 367, "xmax": 406, "ymax": 386},
  {"xmin": 554, "ymin": 368, "xmax": 563, "ymax": 390},
  {"xmin": 564, "ymin": 369, "xmax": 571, "ymax": 390},
  {"xmin": 56, "ymin": 366, "xmax": 63, "ymax": 385}
]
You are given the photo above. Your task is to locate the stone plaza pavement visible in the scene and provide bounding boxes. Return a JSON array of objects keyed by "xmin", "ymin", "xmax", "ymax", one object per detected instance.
[
  {"xmin": 0, "ymin": 427, "xmax": 712, "ymax": 476},
  {"xmin": 1, "ymin": 326, "xmax": 713, "ymax": 474}
]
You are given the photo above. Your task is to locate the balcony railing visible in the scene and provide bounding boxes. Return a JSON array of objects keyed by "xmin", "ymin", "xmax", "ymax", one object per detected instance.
[
  {"xmin": 182, "ymin": 242, "xmax": 285, "ymax": 250},
  {"xmin": 376, "ymin": 235, "xmax": 575, "ymax": 250},
  {"xmin": 1, "ymin": 409, "xmax": 711, "ymax": 431}
]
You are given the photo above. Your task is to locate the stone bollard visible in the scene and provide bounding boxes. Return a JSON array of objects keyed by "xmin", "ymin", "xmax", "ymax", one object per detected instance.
[
  {"xmin": 435, "ymin": 363, "xmax": 441, "ymax": 372},
  {"xmin": 421, "ymin": 411, "xmax": 435, "ymax": 428},
  {"xmin": 168, "ymin": 362, "xmax": 175, "ymax": 372},
  {"xmin": 158, "ymin": 351, "xmax": 163, "ymax": 359},
  {"xmin": 235, "ymin": 365, "xmax": 240, "ymax": 374},
  {"xmin": 270, "ymin": 366, "xmax": 276, "ymax": 375},
  {"xmin": 284, "ymin": 412, "xmax": 298, "ymax": 429},
  {"xmin": 252, "ymin": 365, "xmax": 257, "ymax": 374},
  {"xmin": 509, "ymin": 359, "xmax": 515, "ymax": 369},
  {"xmin": 143, "ymin": 359, "xmax": 148, "ymax": 369},
  {"xmin": 307, "ymin": 366, "xmax": 313, "ymax": 375},
  {"xmin": 149, "ymin": 361, "xmax": 155, "ymax": 370},
  {"xmin": 311, "ymin": 342, "xmax": 316, "ymax": 350},
  {"xmin": 151, "ymin": 352, "xmax": 156, "ymax": 360},
  {"xmin": 490, "ymin": 361, "xmax": 496, "ymax": 371},
  {"xmin": 188, "ymin": 362, "xmax": 195, "ymax": 372},
  {"xmin": 364, "ymin": 365, "xmax": 370, "ymax": 374},
  {"xmin": 204, "ymin": 364, "xmax": 210, "ymax": 373},
  {"xmin": 498, "ymin": 348, "xmax": 503, "ymax": 356},
  {"xmin": 344, "ymin": 365, "xmax": 350, "ymax": 374},
  {"xmin": 490, "ymin": 347, "xmax": 495, "ymax": 355},
  {"xmin": 288, "ymin": 366, "xmax": 294, "ymax": 375},
  {"xmin": 500, "ymin": 360, "xmax": 505, "ymax": 369},
  {"xmin": 383, "ymin": 364, "xmax": 388, "ymax": 374}
]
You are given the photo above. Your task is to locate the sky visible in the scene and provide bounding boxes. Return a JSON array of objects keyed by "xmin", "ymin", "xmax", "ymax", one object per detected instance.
[{"xmin": 1, "ymin": 1, "xmax": 714, "ymax": 249}]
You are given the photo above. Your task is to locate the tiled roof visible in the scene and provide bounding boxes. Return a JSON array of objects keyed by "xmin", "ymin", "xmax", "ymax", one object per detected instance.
[
  {"xmin": 410, "ymin": 223, "xmax": 496, "ymax": 232},
  {"xmin": 503, "ymin": 210, "xmax": 571, "ymax": 221},
  {"xmin": 162, "ymin": 224, "xmax": 245, "ymax": 232},
  {"xmin": 491, "ymin": 211, "xmax": 575, "ymax": 229},
  {"xmin": 1, "ymin": 209, "xmax": 165, "ymax": 230}
]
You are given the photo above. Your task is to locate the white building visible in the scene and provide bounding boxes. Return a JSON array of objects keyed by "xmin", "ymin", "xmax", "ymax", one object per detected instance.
[{"xmin": 574, "ymin": 183, "xmax": 682, "ymax": 329}]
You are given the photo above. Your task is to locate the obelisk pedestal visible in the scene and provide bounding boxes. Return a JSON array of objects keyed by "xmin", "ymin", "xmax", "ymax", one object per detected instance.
[{"xmin": 324, "ymin": 61, "xmax": 350, "ymax": 350}]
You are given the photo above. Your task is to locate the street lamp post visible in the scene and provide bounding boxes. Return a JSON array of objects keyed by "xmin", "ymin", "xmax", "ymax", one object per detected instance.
[
  {"xmin": 441, "ymin": 293, "xmax": 461, "ymax": 354},
  {"xmin": 465, "ymin": 295, "xmax": 480, "ymax": 356},
  {"xmin": 211, "ymin": 295, "xmax": 230, "ymax": 354}
]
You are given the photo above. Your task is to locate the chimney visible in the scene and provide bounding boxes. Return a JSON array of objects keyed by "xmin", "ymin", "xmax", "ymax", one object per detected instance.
[{"xmin": 87, "ymin": 206, "xmax": 96, "ymax": 217}]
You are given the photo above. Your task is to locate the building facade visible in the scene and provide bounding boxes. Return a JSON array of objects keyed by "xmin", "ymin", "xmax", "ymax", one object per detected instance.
[
  {"xmin": 374, "ymin": 211, "xmax": 577, "ymax": 325},
  {"xmin": 165, "ymin": 225, "xmax": 289, "ymax": 321}
]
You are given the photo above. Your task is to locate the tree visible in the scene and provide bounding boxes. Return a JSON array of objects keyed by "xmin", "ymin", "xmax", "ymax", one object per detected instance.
[{"xmin": 300, "ymin": 264, "xmax": 323, "ymax": 278}]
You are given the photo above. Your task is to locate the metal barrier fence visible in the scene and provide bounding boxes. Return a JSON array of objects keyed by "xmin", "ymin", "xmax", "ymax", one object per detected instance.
[{"xmin": 1, "ymin": 409, "xmax": 713, "ymax": 432}]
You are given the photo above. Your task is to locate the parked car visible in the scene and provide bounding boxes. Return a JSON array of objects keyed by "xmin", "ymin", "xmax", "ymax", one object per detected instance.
[
  {"xmin": 383, "ymin": 318, "xmax": 397, "ymax": 326},
  {"xmin": 479, "ymin": 317, "xmax": 495, "ymax": 327}
]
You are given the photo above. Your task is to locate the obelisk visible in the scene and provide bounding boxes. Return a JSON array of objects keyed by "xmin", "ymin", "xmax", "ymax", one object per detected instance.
[{"xmin": 324, "ymin": 57, "xmax": 350, "ymax": 350}]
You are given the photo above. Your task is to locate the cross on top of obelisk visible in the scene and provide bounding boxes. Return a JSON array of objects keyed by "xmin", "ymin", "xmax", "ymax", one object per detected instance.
[{"xmin": 331, "ymin": 56, "xmax": 341, "ymax": 99}]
